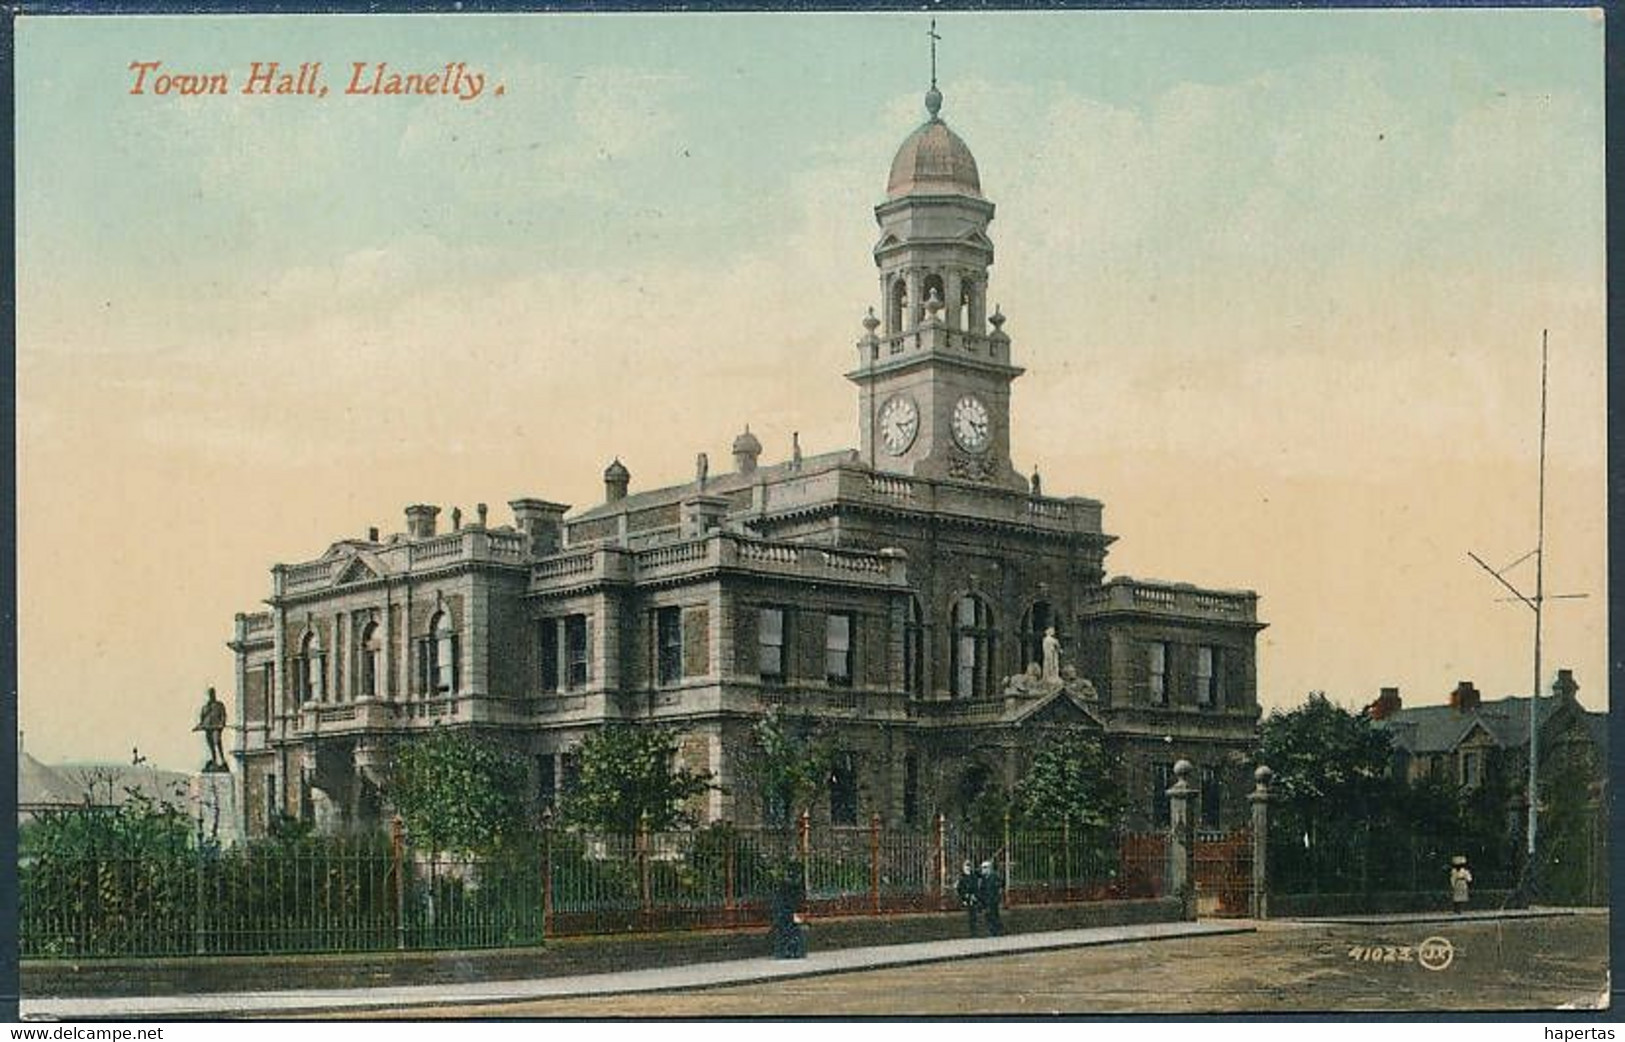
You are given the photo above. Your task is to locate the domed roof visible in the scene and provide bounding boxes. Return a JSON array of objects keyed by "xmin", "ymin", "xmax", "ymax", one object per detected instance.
[
  {"xmin": 731, "ymin": 426, "xmax": 762, "ymax": 456},
  {"xmin": 604, "ymin": 458, "xmax": 630, "ymax": 482},
  {"xmin": 887, "ymin": 89, "xmax": 981, "ymax": 199}
]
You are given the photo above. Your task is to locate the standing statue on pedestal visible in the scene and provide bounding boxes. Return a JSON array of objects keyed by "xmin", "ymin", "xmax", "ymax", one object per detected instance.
[
  {"xmin": 1042, "ymin": 626, "xmax": 1062, "ymax": 685},
  {"xmin": 195, "ymin": 686, "xmax": 229, "ymax": 773}
]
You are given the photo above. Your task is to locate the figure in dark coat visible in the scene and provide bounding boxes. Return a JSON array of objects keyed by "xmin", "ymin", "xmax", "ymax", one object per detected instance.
[
  {"xmin": 978, "ymin": 859, "xmax": 1006, "ymax": 937},
  {"xmin": 956, "ymin": 860, "xmax": 981, "ymax": 936}
]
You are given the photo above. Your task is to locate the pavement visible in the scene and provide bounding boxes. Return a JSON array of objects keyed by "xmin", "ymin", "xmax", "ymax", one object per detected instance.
[
  {"xmin": 1285, "ymin": 906, "xmax": 1588, "ymax": 926},
  {"xmin": 21, "ymin": 919, "xmax": 1252, "ymax": 1020},
  {"xmin": 20, "ymin": 907, "xmax": 1598, "ymax": 1021}
]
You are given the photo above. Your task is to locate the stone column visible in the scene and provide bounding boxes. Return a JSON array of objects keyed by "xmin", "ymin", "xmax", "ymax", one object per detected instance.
[
  {"xmin": 1167, "ymin": 759, "xmax": 1197, "ymax": 920},
  {"xmin": 943, "ymin": 270, "xmax": 963, "ymax": 331},
  {"xmin": 1249, "ymin": 765, "xmax": 1273, "ymax": 920}
]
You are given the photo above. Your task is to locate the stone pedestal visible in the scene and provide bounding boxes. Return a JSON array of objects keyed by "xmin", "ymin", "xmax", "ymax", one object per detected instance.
[{"xmin": 191, "ymin": 770, "xmax": 242, "ymax": 848}]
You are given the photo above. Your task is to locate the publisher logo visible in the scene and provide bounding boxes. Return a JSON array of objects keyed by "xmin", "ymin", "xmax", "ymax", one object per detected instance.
[{"xmin": 1417, "ymin": 936, "xmax": 1455, "ymax": 972}]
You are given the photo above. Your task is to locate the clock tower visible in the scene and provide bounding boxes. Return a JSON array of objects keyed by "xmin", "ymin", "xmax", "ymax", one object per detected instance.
[{"xmin": 849, "ymin": 81, "xmax": 1026, "ymax": 492}]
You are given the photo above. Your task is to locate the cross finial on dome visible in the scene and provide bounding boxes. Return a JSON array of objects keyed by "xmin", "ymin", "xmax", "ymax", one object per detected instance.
[{"xmin": 925, "ymin": 19, "xmax": 943, "ymax": 119}]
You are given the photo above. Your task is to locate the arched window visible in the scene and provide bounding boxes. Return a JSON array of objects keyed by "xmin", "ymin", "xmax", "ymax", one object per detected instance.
[
  {"xmin": 950, "ymin": 594, "xmax": 994, "ymax": 699},
  {"xmin": 903, "ymin": 596, "xmax": 925, "ymax": 696},
  {"xmin": 1019, "ymin": 601, "xmax": 1056, "ymax": 673},
  {"xmin": 359, "ymin": 622, "xmax": 381, "ymax": 699},
  {"xmin": 418, "ymin": 611, "xmax": 460, "ymax": 697},
  {"xmin": 296, "ymin": 630, "xmax": 325, "ymax": 704},
  {"xmin": 887, "ymin": 277, "xmax": 908, "ymax": 335}
]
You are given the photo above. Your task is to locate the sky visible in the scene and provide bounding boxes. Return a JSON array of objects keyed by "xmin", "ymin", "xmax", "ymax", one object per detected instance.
[{"xmin": 14, "ymin": 10, "xmax": 1607, "ymax": 771}]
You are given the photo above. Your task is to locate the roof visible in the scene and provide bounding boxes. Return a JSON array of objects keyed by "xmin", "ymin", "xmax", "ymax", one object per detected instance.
[
  {"xmin": 887, "ymin": 90, "xmax": 981, "ymax": 200},
  {"xmin": 570, "ymin": 449, "xmax": 857, "ymax": 525},
  {"xmin": 19, "ymin": 756, "xmax": 192, "ymax": 810},
  {"xmin": 1378, "ymin": 693, "xmax": 1601, "ymax": 756},
  {"xmin": 18, "ymin": 751, "xmax": 80, "ymax": 808}
]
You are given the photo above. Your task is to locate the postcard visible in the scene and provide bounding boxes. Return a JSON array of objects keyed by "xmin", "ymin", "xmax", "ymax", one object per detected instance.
[{"xmin": 12, "ymin": 8, "xmax": 1609, "ymax": 1021}]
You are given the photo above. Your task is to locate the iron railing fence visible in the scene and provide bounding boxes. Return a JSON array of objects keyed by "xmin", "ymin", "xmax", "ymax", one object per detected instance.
[
  {"xmin": 22, "ymin": 820, "xmax": 1170, "ymax": 958},
  {"xmin": 1269, "ymin": 825, "xmax": 1521, "ymax": 899},
  {"xmin": 21, "ymin": 840, "xmax": 549, "ymax": 959}
]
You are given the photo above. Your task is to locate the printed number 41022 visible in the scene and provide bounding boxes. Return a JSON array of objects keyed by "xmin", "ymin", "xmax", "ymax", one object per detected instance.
[{"xmin": 1347, "ymin": 945, "xmax": 1414, "ymax": 963}]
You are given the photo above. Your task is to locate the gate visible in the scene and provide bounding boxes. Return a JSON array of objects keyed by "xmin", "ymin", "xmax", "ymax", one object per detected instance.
[{"xmin": 1193, "ymin": 828, "xmax": 1253, "ymax": 917}]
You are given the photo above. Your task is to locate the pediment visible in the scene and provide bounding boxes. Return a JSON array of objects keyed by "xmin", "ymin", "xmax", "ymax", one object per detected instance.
[
  {"xmin": 334, "ymin": 555, "xmax": 381, "ymax": 586},
  {"xmin": 1006, "ymin": 685, "xmax": 1106, "ymax": 729}
]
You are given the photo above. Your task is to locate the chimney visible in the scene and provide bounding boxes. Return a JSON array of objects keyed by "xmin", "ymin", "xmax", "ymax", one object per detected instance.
[
  {"xmin": 1448, "ymin": 680, "xmax": 1481, "ymax": 713},
  {"xmin": 404, "ymin": 504, "xmax": 440, "ymax": 540},
  {"xmin": 603, "ymin": 459, "xmax": 631, "ymax": 503},
  {"xmin": 509, "ymin": 499, "xmax": 570, "ymax": 556},
  {"xmin": 1367, "ymin": 686, "xmax": 1403, "ymax": 721},
  {"xmin": 367, "ymin": 526, "xmax": 380, "ymax": 543},
  {"xmin": 681, "ymin": 494, "xmax": 729, "ymax": 539},
  {"xmin": 476, "ymin": 503, "xmax": 488, "ymax": 529},
  {"xmin": 1553, "ymin": 668, "xmax": 1579, "ymax": 703},
  {"xmin": 732, "ymin": 426, "xmax": 762, "ymax": 475}
]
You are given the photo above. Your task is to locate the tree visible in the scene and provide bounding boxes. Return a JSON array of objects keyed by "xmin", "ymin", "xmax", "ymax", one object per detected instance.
[
  {"xmin": 740, "ymin": 709, "xmax": 831, "ymax": 828},
  {"xmin": 1259, "ymin": 692, "xmax": 1401, "ymax": 893},
  {"xmin": 1013, "ymin": 729, "xmax": 1124, "ymax": 835},
  {"xmin": 560, "ymin": 724, "xmax": 713, "ymax": 834},
  {"xmin": 387, "ymin": 727, "xmax": 529, "ymax": 854},
  {"xmin": 1259, "ymin": 692, "xmax": 1394, "ymax": 812}
]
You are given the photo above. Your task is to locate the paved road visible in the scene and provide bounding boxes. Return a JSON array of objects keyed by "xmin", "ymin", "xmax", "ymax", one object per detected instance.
[{"xmin": 377, "ymin": 913, "xmax": 1608, "ymax": 1017}]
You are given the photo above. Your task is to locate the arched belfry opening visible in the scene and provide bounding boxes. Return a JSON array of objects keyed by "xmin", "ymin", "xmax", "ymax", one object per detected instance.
[
  {"xmin": 922, "ymin": 273, "xmax": 945, "ymax": 324},
  {"xmin": 888, "ymin": 277, "xmax": 909, "ymax": 335}
]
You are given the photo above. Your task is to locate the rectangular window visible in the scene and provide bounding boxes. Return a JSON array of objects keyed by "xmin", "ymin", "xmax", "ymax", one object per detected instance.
[
  {"xmin": 265, "ymin": 773, "xmax": 278, "ymax": 828},
  {"xmin": 1149, "ymin": 643, "xmax": 1168, "ymax": 705},
  {"xmin": 1196, "ymin": 646, "xmax": 1216, "ymax": 706},
  {"xmin": 537, "ymin": 755, "xmax": 557, "ymax": 808},
  {"xmin": 657, "ymin": 607, "xmax": 683, "ymax": 685},
  {"xmin": 825, "ymin": 613, "xmax": 854, "ymax": 686},
  {"xmin": 830, "ymin": 751, "xmax": 858, "ymax": 826},
  {"xmin": 1152, "ymin": 762, "xmax": 1172, "ymax": 827},
  {"xmin": 262, "ymin": 663, "xmax": 275, "ymax": 722},
  {"xmin": 759, "ymin": 607, "xmax": 786, "ymax": 680},
  {"xmin": 565, "ymin": 615, "xmax": 590, "ymax": 689},
  {"xmin": 560, "ymin": 751, "xmax": 582, "ymax": 796},
  {"xmin": 1461, "ymin": 751, "xmax": 1481, "ymax": 788},
  {"xmin": 538, "ymin": 618, "xmax": 559, "ymax": 692},
  {"xmin": 1200, "ymin": 765, "xmax": 1222, "ymax": 831},
  {"xmin": 903, "ymin": 752, "xmax": 920, "ymax": 825}
]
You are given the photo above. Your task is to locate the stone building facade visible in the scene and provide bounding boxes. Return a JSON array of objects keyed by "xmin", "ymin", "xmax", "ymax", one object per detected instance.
[{"xmin": 228, "ymin": 82, "xmax": 1266, "ymax": 840}]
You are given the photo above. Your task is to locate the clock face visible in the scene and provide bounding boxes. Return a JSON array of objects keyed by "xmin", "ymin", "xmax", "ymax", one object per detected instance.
[
  {"xmin": 951, "ymin": 395, "xmax": 992, "ymax": 453},
  {"xmin": 878, "ymin": 395, "xmax": 920, "ymax": 455}
]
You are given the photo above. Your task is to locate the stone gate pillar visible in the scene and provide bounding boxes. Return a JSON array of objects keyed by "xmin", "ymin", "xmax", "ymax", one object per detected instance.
[
  {"xmin": 1167, "ymin": 759, "xmax": 1197, "ymax": 920},
  {"xmin": 1250, "ymin": 765, "xmax": 1274, "ymax": 920}
]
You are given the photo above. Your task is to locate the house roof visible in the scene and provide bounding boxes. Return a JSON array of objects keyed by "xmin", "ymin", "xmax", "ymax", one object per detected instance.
[{"xmin": 1378, "ymin": 692, "xmax": 1600, "ymax": 756}]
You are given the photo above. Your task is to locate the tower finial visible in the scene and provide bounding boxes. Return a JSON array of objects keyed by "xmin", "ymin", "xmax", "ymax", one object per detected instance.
[
  {"xmin": 925, "ymin": 19, "xmax": 943, "ymax": 119},
  {"xmin": 929, "ymin": 18, "xmax": 940, "ymax": 89}
]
